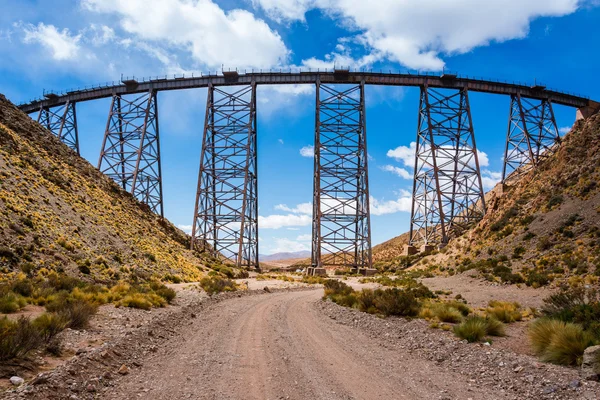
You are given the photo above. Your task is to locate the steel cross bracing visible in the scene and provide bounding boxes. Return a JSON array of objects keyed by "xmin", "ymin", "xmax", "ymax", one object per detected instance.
[
  {"xmin": 312, "ymin": 81, "xmax": 372, "ymax": 269},
  {"xmin": 36, "ymin": 101, "xmax": 80, "ymax": 154},
  {"xmin": 502, "ymin": 94, "xmax": 560, "ymax": 183},
  {"xmin": 98, "ymin": 90, "xmax": 164, "ymax": 217},
  {"xmin": 409, "ymin": 86, "xmax": 486, "ymax": 247},
  {"xmin": 191, "ymin": 84, "xmax": 259, "ymax": 269}
]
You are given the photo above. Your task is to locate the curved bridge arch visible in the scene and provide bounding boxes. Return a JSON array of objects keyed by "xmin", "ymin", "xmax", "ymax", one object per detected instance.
[{"xmin": 19, "ymin": 70, "xmax": 600, "ymax": 271}]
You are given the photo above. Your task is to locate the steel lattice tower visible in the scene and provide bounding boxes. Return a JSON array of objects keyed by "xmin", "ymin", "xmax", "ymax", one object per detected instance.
[
  {"xmin": 312, "ymin": 81, "xmax": 372, "ymax": 269},
  {"xmin": 37, "ymin": 101, "xmax": 80, "ymax": 154},
  {"xmin": 502, "ymin": 94, "xmax": 559, "ymax": 183},
  {"xmin": 191, "ymin": 84, "xmax": 258, "ymax": 269},
  {"xmin": 98, "ymin": 90, "xmax": 164, "ymax": 217},
  {"xmin": 409, "ymin": 86, "xmax": 486, "ymax": 247}
]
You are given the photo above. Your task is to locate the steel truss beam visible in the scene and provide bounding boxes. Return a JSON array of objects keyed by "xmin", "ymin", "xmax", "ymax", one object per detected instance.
[
  {"xmin": 98, "ymin": 90, "xmax": 164, "ymax": 217},
  {"xmin": 312, "ymin": 81, "xmax": 372, "ymax": 269},
  {"xmin": 37, "ymin": 101, "xmax": 80, "ymax": 154},
  {"xmin": 502, "ymin": 94, "xmax": 559, "ymax": 183},
  {"xmin": 191, "ymin": 84, "xmax": 258, "ymax": 269},
  {"xmin": 410, "ymin": 86, "xmax": 486, "ymax": 247}
]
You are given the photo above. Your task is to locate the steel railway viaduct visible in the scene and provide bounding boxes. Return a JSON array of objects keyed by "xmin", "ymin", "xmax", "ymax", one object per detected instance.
[{"xmin": 19, "ymin": 69, "xmax": 600, "ymax": 272}]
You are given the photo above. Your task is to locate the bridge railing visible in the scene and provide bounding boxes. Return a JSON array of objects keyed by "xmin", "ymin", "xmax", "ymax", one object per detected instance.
[{"xmin": 18, "ymin": 68, "xmax": 591, "ymax": 107}]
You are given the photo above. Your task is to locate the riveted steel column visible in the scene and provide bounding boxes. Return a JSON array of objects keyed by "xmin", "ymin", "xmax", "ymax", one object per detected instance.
[
  {"xmin": 311, "ymin": 81, "xmax": 372, "ymax": 269},
  {"xmin": 98, "ymin": 90, "xmax": 163, "ymax": 216},
  {"xmin": 502, "ymin": 94, "xmax": 560, "ymax": 183},
  {"xmin": 409, "ymin": 86, "xmax": 486, "ymax": 247},
  {"xmin": 191, "ymin": 84, "xmax": 259, "ymax": 270},
  {"xmin": 36, "ymin": 101, "xmax": 80, "ymax": 155}
]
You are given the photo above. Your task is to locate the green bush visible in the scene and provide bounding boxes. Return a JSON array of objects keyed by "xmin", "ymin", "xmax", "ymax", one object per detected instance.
[
  {"xmin": 356, "ymin": 289, "xmax": 377, "ymax": 314},
  {"xmin": 323, "ymin": 279, "xmax": 353, "ymax": 298},
  {"xmin": 46, "ymin": 296, "xmax": 98, "ymax": 329},
  {"xmin": 32, "ymin": 313, "xmax": 67, "ymax": 343},
  {"xmin": 373, "ymin": 288, "xmax": 421, "ymax": 317},
  {"xmin": 541, "ymin": 285, "xmax": 600, "ymax": 339},
  {"xmin": 454, "ymin": 316, "xmax": 487, "ymax": 342},
  {"xmin": 199, "ymin": 276, "xmax": 237, "ymax": 295},
  {"xmin": 0, "ymin": 317, "xmax": 42, "ymax": 360},
  {"xmin": 454, "ymin": 316, "xmax": 505, "ymax": 342},
  {"xmin": 433, "ymin": 304, "xmax": 463, "ymax": 323},
  {"xmin": 530, "ymin": 320, "xmax": 596, "ymax": 366},
  {"xmin": 0, "ymin": 292, "xmax": 27, "ymax": 314},
  {"xmin": 117, "ymin": 294, "xmax": 154, "ymax": 310},
  {"xmin": 486, "ymin": 301, "xmax": 523, "ymax": 323}
]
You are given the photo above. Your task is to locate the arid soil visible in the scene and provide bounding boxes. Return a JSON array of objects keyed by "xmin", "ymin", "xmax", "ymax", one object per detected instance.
[{"xmin": 5, "ymin": 285, "xmax": 599, "ymax": 400}]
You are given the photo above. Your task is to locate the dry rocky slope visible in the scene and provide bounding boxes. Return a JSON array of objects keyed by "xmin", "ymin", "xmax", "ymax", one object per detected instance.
[
  {"xmin": 0, "ymin": 94, "xmax": 210, "ymax": 283},
  {"xmin": 375, "ymin": 113, "xmax": 600, "ymax": 281}
]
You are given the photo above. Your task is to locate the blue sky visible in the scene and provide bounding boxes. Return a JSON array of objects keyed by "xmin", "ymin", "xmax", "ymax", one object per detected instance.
[{"xmin": 0, "ymin": 0, "xmax": 599, "ymax": 255}]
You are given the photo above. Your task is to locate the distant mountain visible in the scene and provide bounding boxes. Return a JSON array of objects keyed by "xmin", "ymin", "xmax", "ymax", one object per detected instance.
[{"xmin": 259, "ymin": 251, "xmax": 312, "ymax": 262}]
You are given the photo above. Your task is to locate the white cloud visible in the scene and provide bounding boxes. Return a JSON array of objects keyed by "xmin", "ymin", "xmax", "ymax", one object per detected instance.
[
  {"xmin": 22, "ymin": 23, "xmax": 81, "ymax": 60},
  {"xmin": 481, "ymin": 169, "xmax": 503, "ymax": 190},
  {"xmin": 387, "ymin": 142, "xmax": 490, "ymax": 168},
  {"xmin": 477, "ymin": 150, "xmax": 490, "ymax": 168},
  {"xmin": 259, "ymin": 214, "xmax": 312, "ymax": 229},
  {"xmin": 254, "ymin": 0, "xmax": 581, "ymax": 70},
  {"xmin": 300, "ymin": 145, "xmax": 314, "ymax": 158},
  {"xmin": 275, "ymin": 202, "xmax": 312, "ymax": 214},
  {"xmin": 370, "ymin": 192, "xmax": 412, "ymax": 216},
  {"xmin": 559, "ymin": 126, "xmax": 572, "ymax": 134},
  {"xmin": 296, "ymin": 234, "xmax": 312, "ymax": 241},
  {"xmin": 82, "ymin": 0, "xmax": 289, "ymax": 69},
  {"xmin": 387, "ymin": 142, "xmax": 416, "ymax": 166},
  {"xmin": 177, "ymin": 224, "xmax": 193, "ymax": 234},
  {"xmin": 264, "ymin": 238, "xmax": 311, "ymax": 254},
  {"xmin": 381, "ymin": 165, "xmax": 412, "ymax": 179},
  {"xmin": 90, "ymin": 24, "xmax": 116, "ymax": 45}
]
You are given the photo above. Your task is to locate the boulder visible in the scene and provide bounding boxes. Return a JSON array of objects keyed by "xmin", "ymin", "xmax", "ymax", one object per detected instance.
[
  {"xmin": 582, "ymin": 345, "xmax": 600, "ymax": 381},
  {"xmin": 9, "ymin": 376, "xmax": 24, "ymax": 386}
]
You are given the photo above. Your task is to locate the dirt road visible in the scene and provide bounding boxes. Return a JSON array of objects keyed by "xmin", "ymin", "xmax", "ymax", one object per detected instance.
[{"xmin": 105, "ymin": 290, "xmax": 498, "ymax": 400}]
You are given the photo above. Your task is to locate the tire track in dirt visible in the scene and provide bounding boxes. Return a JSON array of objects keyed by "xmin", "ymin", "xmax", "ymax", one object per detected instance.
[{"xmin": 104, "ymin": 290, "xmax": 501, "ymax": 400}]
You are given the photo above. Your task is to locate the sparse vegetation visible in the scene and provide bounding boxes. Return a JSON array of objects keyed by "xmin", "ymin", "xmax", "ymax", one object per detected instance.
[
  {"xmin": 199, "ymin": 276, "xmax": 237, "ymax": 295},
  {"xmin": 453, "ymin": 316, "xmax": 506, "ymax": 342}
]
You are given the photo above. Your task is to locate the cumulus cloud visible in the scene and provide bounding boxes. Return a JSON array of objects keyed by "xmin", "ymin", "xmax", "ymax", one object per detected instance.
[
  {"xmin": 387, "ymin": 142, "xmax": 489, "ymax": 168},
  {"xmin": 177, "ymin": 224, "xmax": 193, "ymax": 234},
  {"xmin": 275, "ymin": 202, "xmax": 312, "ymax": 214},
  {"xmin": 22, "ymin": 23, "xmax": 81, "ymax": 60},
  {"xmin": 253, "ymin": 0, "xmax": 581, "ymax": 70},
  {"xmin": 381, "ymin": 165, "xmax": 412, "ymax": 179},
  {"xmin": 370, "ymin": 192, "xmax": 412, "ymax": 216},
  {"xmin": 559, "ymin": 126, "xmax": 572, "ymax": 134},
  {"xmin": 481, "ymin": 169, "xmax": 503, "ymax": 190},
  {"xmin": 300, "ymin": 145, "xmax": 314, "ymax": 158},
  {"xmin": 82, "ymin": 0, "xmax": 289, "ymax": 69},
  {"xmin": 259, "ymin": 214, "xmax": 312, "ymax": 229},
  {"xmin": 264, "ymin": 237, "xmax": 311, "ymax": 254}
]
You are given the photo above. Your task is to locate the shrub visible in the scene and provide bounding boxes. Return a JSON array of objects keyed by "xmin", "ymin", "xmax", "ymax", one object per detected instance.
[
  {"xmin": 529, "ymin": 319, "xmax": 566, "ymax": 355},
  {"xmin": 199, "ymin": 276, "xmax": 237, "ymax": 295},
  {"xmin": 484, "ymin": 318, "xmax": 506, "ymax": 337},
  {"xmin": 0, "ymin": 317, "xmax": 42, "ymax": 360},
  {"xmin": 433, "ymin": 304, "xmax": 463, "ymax": 323},
  {"xmin": 323, "ymin": 280, "xmax": 353, "ymax": 298},
  {"xmin": 454, "ymin": 316, "xmax": 487, "ymax": 342},
  {"xmin": 541, "ymin": 285, "xmax": 600, "ymax": 339},
  {"xmin": 32, "ymin": 313, "xmax": 67, "ymax": 343},
  {"xmin": 356, "ymin": 289, "xmax": 377, "ymax": 314},
  {"xmin": 150, "ymin": 282, "xmax": 176, "ymax": 304},
  {"xmin": 535, "ymin": 321, "xmax": 596, "ymax": 366},
  {"xmin": 486, "ymin": 301, "xmax": 523, "ymax": 323},
  {"xmin": 46, "ymin": 297, "xmax": 98, "ymax": 329},
  {"xmin": 118, "ymin": 294, "xmax": 153, "ymax": 310},
  {"xmin": 373, "ymin": 288, "xmax": 420, "ymax": 317},
  {"xmin": 0, "ymin": 292, "xmax": 27, "ymax": 314}
]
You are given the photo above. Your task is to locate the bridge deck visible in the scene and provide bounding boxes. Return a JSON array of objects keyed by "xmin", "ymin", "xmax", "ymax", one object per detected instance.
[{"xmin": 19, "ymin": 71, "xmax": 595, "ymax": 113}]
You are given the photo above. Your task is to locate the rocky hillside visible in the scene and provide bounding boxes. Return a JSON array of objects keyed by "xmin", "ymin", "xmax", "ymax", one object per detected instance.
[
  {"xmin": 0, "ymin": 94, "xmax": 211, "ymax": 283},
  {"xmin": 376, "ymin": 113, "xmax": 600, "ymax": 285}
]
